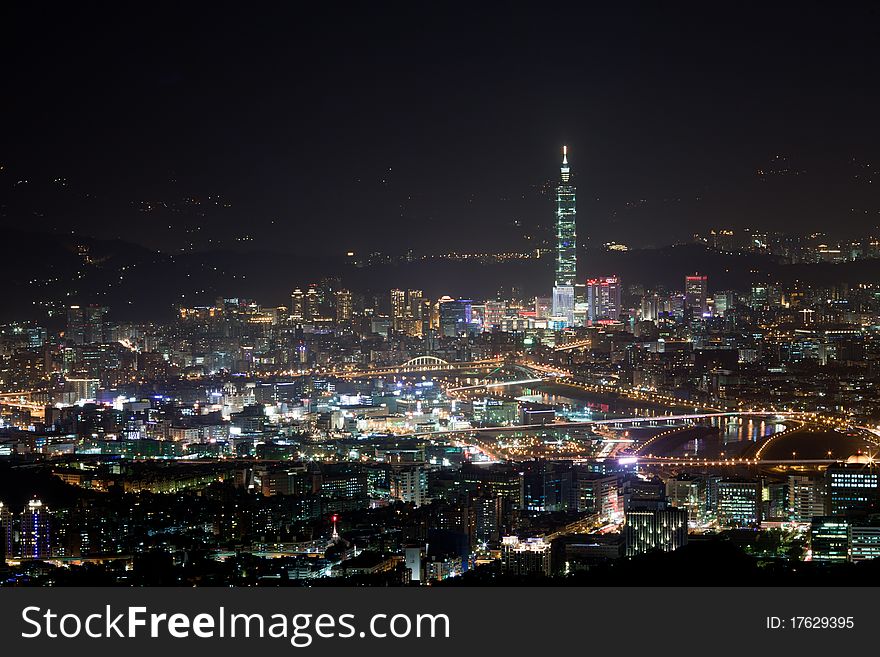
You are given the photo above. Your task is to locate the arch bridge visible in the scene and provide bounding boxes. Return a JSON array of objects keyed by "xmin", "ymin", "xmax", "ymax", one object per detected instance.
[{"xmin": 400, "ymin": 355, "xmax": 451, "ymax": 371}]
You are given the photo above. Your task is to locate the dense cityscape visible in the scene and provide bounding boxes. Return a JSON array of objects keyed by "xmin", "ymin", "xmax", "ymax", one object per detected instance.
[
  {"xmin": 2, "ymin": 148, "xmax": 880, "ymax": 586},
  {"xmin": 5, "ymin": 3, "xmax": 880, "ymax": 595}
]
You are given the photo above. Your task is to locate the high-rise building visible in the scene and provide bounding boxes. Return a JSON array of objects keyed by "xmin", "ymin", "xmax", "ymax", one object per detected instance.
[
  {"xmin": 390, "ymin": 289, "xmax": 407, "ymax": 324},
  {"xmin": 788, "ymin": 474, "xmax": 824, "ymax": 522},
  {"xmin": 20, "ymin": 499, "xmax": 51, "ymax": 560},
  {"xmin": 717, "ymin": 480, "xmax": 761, "ymax": 527},
  {"xmin": 713, "ymin": 290, "xmax": 736, "ymax": 316},
  {"xmin": 304, "ymin": 287, "xmax": 320, "ymax": 322},
  {"xmin": 825, "ymin": 459, "xmax": 880, "ymax": 517},
  {"xmin": 0, "ymin": 501, "xmax": 14, "ymax": 563},
  {"xmin": 534, "ymin": 297, "xmax": 552, "ymax": 320},
  {"xmin": 335, "ymin": 289, "xmax": 353, "ymax": 323},
  {"xmin": 471, "ymin": 496, "xmax": 501, "ymax": 544},
  {"xmin": 66, "ymin": 305, "xmax": 107, "ymax": 345},
  {"xmin": 551, "ymin": 286, "xmax": 575, "ymax": 326},
  {"xmin": 684, "ymin": 274, "xmax": 708, "ymax": 316},
  {"xmin": 586, "ymin": 276, "xmax": 622, "ymax": 322},
  {"xmin": 461, "ymin": 463, "xmax": 524, "ymax": 510},
  {"xmin": 500, "ymin": 536, "xmax": 552, "ymax": 577},
  {"xmin": 390, "ymin": 465, "xmax": 428, "ymax": 507},
  {"xmin": 407, "ymin": 290, "xmax": 423, "ymax": 318},
  {"xmin": 851, "ymin": 525, "xmax": 880, "ymax": 562},
  {"xmin": 290, "ymin": 289, "xmax": 305, "ymax": 321},
  {"xmin": 552, "ymin": 146, "xmax": 577, "ymax": 323},
  {"xmin": 483, "ymin": 301, "xmax": 505, "ymax": 331},
  {"xmin": 810, "ymin": 516, "xmax": 850, "ymax": 562},
  {"xmin": 624, "ymin": 507, "xmax": 688, "ymax": 557},
  {"xmin": 666, "ymin": 474, "xmax": 706, "ymax": 524},
  {"xmin": 439, "ymin": 299, "xmax": 472, "ymax": 337},
  {"xmin": 573, "ymin": 469, "xmax": 619, "ymax": 518}
]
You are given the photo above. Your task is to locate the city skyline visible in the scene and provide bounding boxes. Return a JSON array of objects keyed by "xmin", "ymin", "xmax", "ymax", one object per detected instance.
[{"xmin": 6, "ymin": 1, "xmax": 880, "ymax": 591}]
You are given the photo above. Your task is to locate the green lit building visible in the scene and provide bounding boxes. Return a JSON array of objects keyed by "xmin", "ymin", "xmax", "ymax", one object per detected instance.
[
  {"xmin": 552, "ymin": 146, "xmax": 577, "ymax": 323},
  {"xmin": 810, "ymin": 516, "xmax": 851, "ymax": 562}
]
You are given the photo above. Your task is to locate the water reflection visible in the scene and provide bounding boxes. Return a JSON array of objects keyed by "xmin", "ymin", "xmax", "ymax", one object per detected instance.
[
  {"xmin": 510, "ymin": 384, "xmax": 786, "ymax": 459},
  {"xmin": 516, "ymin": 386, "xmax": 692, "ymax": 420}
]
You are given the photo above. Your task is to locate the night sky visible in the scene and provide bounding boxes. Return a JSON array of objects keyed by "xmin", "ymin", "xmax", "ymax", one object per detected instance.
[{"xmin": 4, "ymin": 2, "xmax": 880, "ymax": 255}]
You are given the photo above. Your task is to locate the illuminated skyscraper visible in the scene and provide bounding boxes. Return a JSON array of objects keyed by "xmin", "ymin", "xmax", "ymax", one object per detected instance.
[
  {"xmin": 586, "ymin": 276, "xmax": 622, "ymax": 322},
  {"xmin": 20, "ymin": 499, "xmax": 51, "ymax": 560},
  {"xmin": 552, "ymin": 146, "xmax": 577, "ymax": 323},
  {"xmin": 501, "ymin": 536, "xmax": 552, "ymax": 576},
  {"xmin": 407, "ymin": 290, "xmax": 424, "ymax": 318},
  {"xmin": 290, "ymin": 288, "xmax": 305, "ymax": 321},
  {"xmin": 685, "ymin": 274, "xmax": 708, "ymax": 315},
  {"xmin": 66, "ymin": 305, "xmax": 107, "ymax": 344},
  {"xmin": 390, "ymin": 465, "xmax": 428, "ymax": 507},
  {"xmin": 304, "ymin": 287, "xmax": 320, "ymax": 321},
  {"xmin": 390, "ymin": 289, "xmax": 407, "ymax": 323},
  {"xmin": 335, "ymin": 289, "xmax": 353, "ymax": 323},
  {"xmin": 624, "ymin": 507, "xmax": 688, "ymax": 557},
  {"xmin": 0, "ymin": 501, "xmax": 14, "ymax": 563},
  {"xmin": 439, "ymin": 299, "xmax": 473, "ymax": 337}
]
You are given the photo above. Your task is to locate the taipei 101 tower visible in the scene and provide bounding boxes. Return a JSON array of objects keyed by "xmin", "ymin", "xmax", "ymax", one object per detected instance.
[{"xmin": 552, "ymin": 145, "xmax": 577, "ymax": 324}]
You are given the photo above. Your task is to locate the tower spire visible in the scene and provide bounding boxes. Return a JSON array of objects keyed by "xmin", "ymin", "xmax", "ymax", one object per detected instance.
[{"xmin": 560, "ymin": 145, "xmax": 571, "ymax": 183}]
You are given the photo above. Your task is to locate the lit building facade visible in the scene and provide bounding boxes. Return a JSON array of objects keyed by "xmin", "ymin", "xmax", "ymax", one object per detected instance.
[
  {"xmin": 552, "ymin": 146, "xmax": 577, "ymax": 324},
  {"xmin": 501, "ymin": 536, "xmax": 552, "ymax": 576},
  {"xmin": 717, "ymin": 480, "xmax": 761, "ymax": 527},
  {"xmin": 390, "ymin": 465, "xmax": 428, "ymax": 507},
  {"xmin": 0, "ymin": 501, "xmax": 14, "ymax": 562},
  {"xmin": 810, "ymin": 516, "xmax": 850, "ymax": 562},
  {"xmin": 851, "ymin": 525, "xmax": 880, "ymax": 562},
  {"xmin": 684, "ymin": 274, "xmax": 708, "ymax": 316},
  {"xmin": 586, "ymin": 276, "xmax": 622, "ymax": 322},
  {"xmin": 20, "ymin": 499, "xmax": 51, "ymax": 560},
  {"xmin": 624, "ymin": 507, "xmax": 688, "ymax": 556},
  {"xmin": 335, "ymin": 289, "xmax": 353, "ymax": 323},
  {"xmin": 826, "ymin": 461, "xmax": 880, "ymax": 517}
]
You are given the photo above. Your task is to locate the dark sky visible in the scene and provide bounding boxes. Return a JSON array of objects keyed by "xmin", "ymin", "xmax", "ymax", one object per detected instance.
[{"xmin": 4, "ymin": 2, "xmax": 880, "ymax": 255}]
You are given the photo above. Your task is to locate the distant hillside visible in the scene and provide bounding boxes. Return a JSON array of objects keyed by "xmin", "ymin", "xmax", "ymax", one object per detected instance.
[{"xmin": 4, "ymin": 231, "xmax": 880, "ymax": 323}]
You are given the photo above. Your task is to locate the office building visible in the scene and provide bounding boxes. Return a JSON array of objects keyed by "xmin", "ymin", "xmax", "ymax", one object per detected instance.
[
  {"xmin": 304, "ymin": 287, "xmax": 319, "ymax": 321},
  {"xmin": 0, "ymin": 502, "xmax": 14, "ymax": 563},
  {"xmin": 717, "ymin": 480, "xmax": 761, "ymax": 527},
  {"xmin": 684, "ymin": 274, "xmax": 708, "ymax": 316},
  {"xmin": 851, "ymin": 525, "xmax": 880, "ymax": 562},
  {"xmin": 390, "ymin": 289, "xmax": 407, "ymax": 324},
  {"xmin": 20, "ymin": 499, "xmax": 51, "ymax": 560},
  {"xmin": 461, "ymin": 463, "xmax": 524, "ymax": 510},
  {"xmin": 788, "ymin": 475, "xmax": 824, "ymax": 523},
  {"xmin": 501, "ymin": 536, "xmax": 552, "ymax": 577},
  {"xmin": 483, "ymin": 301, "xmax": 505, "ymax": 330},
  {"xmin": 335, "ymin": 289, "xmax": 353, "ymax": 323},
  {"xmin": 573, "ymin": 469, "xmax": 619, "ymax": 518},
  {"xmin": 290, "ymin": 289, "xmax": 305, "ymax": 321},
  {"xmin": 552, "ymin": 146, "xmax": 577, "ymax": 323},
  {"xmin": 534, "ymin": 297, "xmax": 552, "ymax": 320},
  {"xmin": 407, "ymin": 290, "xmax": 424, "ymax": 317},
  {"xmin": 713, "ymin": 290, "xmax": 736, "ymax": 316},
  {"xmin": 810, "ymin": 516, "xmax": 850, "ymax": 562},
  {"xmin": 825, "ymin": 459, "xmax": 880, "ymax": 517},
  {"xmin": 666, "ymin": 474, "xmax": 706, "ymax": 524},
  {"xmin": 551, "ymin": 286, "xmax": 575, "ymax": 326},
  {"xmin": 66, "ymin": 305, "xmax": 107, "ymax": 345},
  {"xmin": 586, "ymin": 276, "xmax": 622, "ymax": 322},
  {"xmin": 439, "ymin": 299, "xmax": 473, "ymax": 337},
  {"xmin": 390, "ymin": 465, "xmax": 428, "ymax": 507},
  {"xmin": 624, "ymin": 507, "xmax": 688, "ymax": 557}
]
